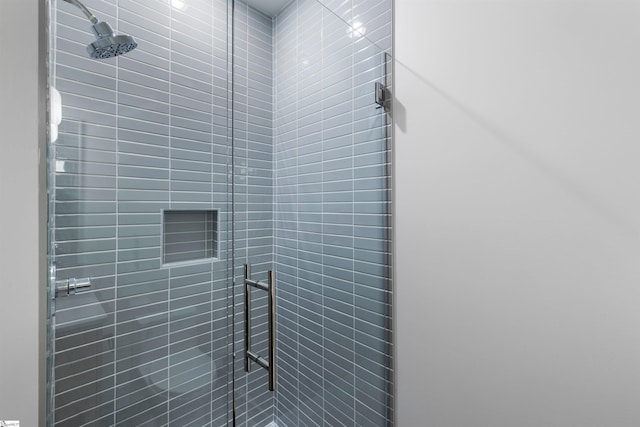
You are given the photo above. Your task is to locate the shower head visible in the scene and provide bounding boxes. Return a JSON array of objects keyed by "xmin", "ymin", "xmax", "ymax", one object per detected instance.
[
  {"xmin": 87, "ymin": 21, "xmax": 138, "ymax": 59},
  {"xmin": 63, "ymin": 0, "xmax": 138, "ymax": 59}
]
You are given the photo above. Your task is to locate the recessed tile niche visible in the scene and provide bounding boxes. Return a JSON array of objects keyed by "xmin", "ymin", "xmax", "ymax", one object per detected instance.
[{"xmin": 162, "ymin": 210, "xmax": 218, "ymax": 265}]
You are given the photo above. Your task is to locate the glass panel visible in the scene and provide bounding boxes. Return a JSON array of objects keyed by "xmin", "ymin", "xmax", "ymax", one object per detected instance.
[
  {"xmin": 231, "ymin": 1, "xmax": 276, "ymax": 424},
  {"xmin": 47, "ymin": 0, "xmax": 232, "ymax": 425},
  {"xmin": 233, "ymin": 0, "xmax": 393, "ymax": 425},
  {"xmin": 46, "ymin": 0, "xmax": 393, "ymax": 425}
]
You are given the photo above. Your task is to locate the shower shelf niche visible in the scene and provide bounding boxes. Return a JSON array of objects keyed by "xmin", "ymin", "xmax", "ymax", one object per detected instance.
[{"xmin": 162, "ymin": 209, "xmax": 218, "ymax": 266}]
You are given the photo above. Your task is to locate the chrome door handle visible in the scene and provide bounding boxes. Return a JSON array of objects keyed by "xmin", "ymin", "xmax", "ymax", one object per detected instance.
[
  {"xmin": 55, "ymin": 277, "xmax": 92, "ymax": 297},
  {"xmin": 244, "ymin": 264, "xmax": 275, "ymax": 391}
]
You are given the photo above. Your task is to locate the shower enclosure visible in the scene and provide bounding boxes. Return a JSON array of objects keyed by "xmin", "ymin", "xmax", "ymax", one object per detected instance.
[{"xmin": 46, "ymin": 0, "xmax": 392, "ymax": 425}]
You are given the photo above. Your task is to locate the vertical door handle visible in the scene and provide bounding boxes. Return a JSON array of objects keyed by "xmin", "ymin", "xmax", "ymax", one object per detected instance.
[{"xmin": 243, "ymin": 264, "xmax": 275, "ymax": 391}]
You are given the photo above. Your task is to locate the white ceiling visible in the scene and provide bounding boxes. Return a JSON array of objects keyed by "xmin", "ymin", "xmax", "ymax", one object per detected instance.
[{"xmin": 244, "ymin": 0, "xmax": 294, "ymax": 17}]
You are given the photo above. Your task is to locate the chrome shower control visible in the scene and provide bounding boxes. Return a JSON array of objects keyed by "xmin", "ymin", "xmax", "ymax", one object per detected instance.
[{"xmin": 55, "ymin": 277, "xmax": 92, "ymax": 297}]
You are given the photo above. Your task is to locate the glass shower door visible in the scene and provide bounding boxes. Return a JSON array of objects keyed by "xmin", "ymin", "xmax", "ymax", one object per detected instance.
[
  {"xmin": 232, "ymin": 0, "xmax": 393, "ymax": 425},
  {"xmin": 47, "ymin": 0, "xmax": 234, "ymax": 425}
]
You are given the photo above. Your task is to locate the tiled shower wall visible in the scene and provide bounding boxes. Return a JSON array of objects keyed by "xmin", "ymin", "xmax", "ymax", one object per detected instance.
[
  {"xmin": 273, "ymin": 0, "xmax": 393, "ymax": 425},
  {"xmin": 51, "ymin": 0, "xmax": 273, "ymax": 425},
  {"xmin": 317, "ymin": 0, "xmax": 392, "ymax": 53},
  {"xmin": 52, "ymin": 0, "xmax": 390, "ymax": 425}
]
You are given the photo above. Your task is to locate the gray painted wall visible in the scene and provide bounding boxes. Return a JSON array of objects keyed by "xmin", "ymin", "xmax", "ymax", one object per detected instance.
[
  {"xmin": 395, "ymin": 1, "xmax": 640, "ymax": 425},
  {"xmin": 0, "ymin": 0, "xmax": 46, "ymax": 425}
]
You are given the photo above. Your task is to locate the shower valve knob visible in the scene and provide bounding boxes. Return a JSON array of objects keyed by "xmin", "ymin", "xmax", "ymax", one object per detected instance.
[{"xmin": 55, "ymin": 277, "xmax": 92, "ymax": 297}]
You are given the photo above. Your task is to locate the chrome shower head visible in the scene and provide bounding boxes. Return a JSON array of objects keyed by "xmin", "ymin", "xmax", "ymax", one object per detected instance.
[
  {"xmin": 63, "ymin": 0, "xmax": 138, "ymax": 59},
  {"xmin": 88, "ymin": 21, "xmax": 138, "ymax": 59}
]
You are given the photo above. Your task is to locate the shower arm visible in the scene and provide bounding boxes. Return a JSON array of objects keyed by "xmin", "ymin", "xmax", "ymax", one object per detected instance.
[{"xmin": 63, "ymin": 0, "xmax": 99, "ymax": 24}]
